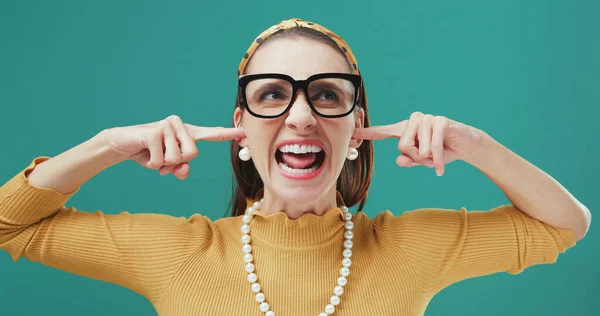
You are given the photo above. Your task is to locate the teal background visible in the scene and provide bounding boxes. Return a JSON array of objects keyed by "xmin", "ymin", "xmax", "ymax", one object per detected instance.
[{"xmin": 1, "ymin": 0, "xmax": 598, "ymax": 315}]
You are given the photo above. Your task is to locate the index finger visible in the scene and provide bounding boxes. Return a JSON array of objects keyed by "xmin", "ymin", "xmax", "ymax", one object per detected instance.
[
  {"xmin": 186, "ymin": 125, "xmax": 246, "ymax": 141},
  {"xmin": 353, "ymin": 121, "xmax": 407, "ymax": 141}
]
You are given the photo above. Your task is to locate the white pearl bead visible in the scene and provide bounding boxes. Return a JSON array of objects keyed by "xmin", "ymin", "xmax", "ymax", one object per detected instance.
[
  {"xmin": 266, "ymin": 311, "xmax": 275, "ymax": 316},
  {"xmin": 255, "ymin": 292, "xmax": 265, "ymax": 303},
  {"xmin": 340, "ymin": 205, "xmax": 348, "ymax": 212},
  {"xmin": 239, "ymin": 147, "xmax": 251, "ymax": 161},
  {"xmin": 344, "ymin": 230, "xmax": 354, "ymax": 239},
  {"xmin": 245, "ymin": 263, "xmax": 255, "ymax": 273},
  {"xmin": 345, "ymin": 221, "xmax": 354, "ymax": 230},
  {"xmin": 251, "ymin": 282, "xmax": 261, "ymax": 293},
  {"xmin": 242, "ymin": 244, "xmax": 252, "ymax": 253},
  {"xmin": 244, "ymin": 253, "xmax": 253, "ymax": 263},
  {"xmin": 344, "ymin": 240, "xmax": 353, "ymax": 249},
  {"xmin": 241, "ymin": 224, "xmax": 250, "ymax": 234},
  {"xmin": 344, "ymin": 212, "xmax": 352, "ymax": 221},
  {"xmin": 242, "ymin": 214, "xmax": 252, "ymax": 223},
  {"xmin": 247, "ymin": 273, "xmax": 257, "ymax": 283},
  {"xmin": 343, "ymin": 249, "xmax": 352, "ymax": 258},
  {"xmin": 330, "ymin": 295, "xmax": 340, "ymax": 305},
  {"xmin": 247, "ymin": 207, "xmax": 255, "ymax": 215},
  {"xmin": 259, "ymin": 302, "xmax": 269, "ymax": 312},
  {"xmin": 346, "ymin": 147, "xmax": 359, "ymax": 160},
  {"xmin": 342, "ymin": 258, "xmax": 351, "ymax": 267},
  {"xmin": 334, "ymin": 285, "xmax": 344, "ymax": 296},
  {"xmin": 337, "ymin": 276, "xmax": 347, "ymax": 286},
  {"xmin": 340, "ymin": 267, "xmax": 350, "ymax": 277},
  {"xmin": 325, "ymin": 304, "xmax": 335, "ymax": 314},
  {"xmin": 253, "ymin": 202, "xmax": 261, "ymax": 209},
  {"xmin": 241, "ymin": 234, "xmax": 251, "ymax": 244}
]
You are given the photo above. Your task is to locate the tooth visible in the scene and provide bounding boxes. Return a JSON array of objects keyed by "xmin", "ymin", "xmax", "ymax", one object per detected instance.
[
  {"xmin": 278, "ymin": 143, "xmax": 325, "ymax": 154},
  {"xmin": 279, "ymin": 161, "xmax": 319, "ymax": 174}
]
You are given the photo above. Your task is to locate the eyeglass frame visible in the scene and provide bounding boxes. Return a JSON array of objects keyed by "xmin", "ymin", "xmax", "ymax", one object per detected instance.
[{"xmin": 238, "ymin": 72, "xmax": 363, "ymax": 119}]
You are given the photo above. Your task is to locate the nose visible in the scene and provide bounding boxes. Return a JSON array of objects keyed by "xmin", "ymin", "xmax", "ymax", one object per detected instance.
[{"xmin": 285, "ymin": 91, "xmax": 317, "ymax": 134}]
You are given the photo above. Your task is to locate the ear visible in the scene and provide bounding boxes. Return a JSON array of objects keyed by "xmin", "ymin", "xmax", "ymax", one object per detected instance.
[
  {"xmin": 349, "ymin": 108, "xmax": 364, "ymax": 148},
  {"xmin": 233, "ymin": 107, "xmax": 249, "ymax": 147}
]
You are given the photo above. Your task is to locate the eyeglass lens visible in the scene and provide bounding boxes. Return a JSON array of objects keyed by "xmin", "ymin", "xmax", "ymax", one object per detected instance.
[{"xmin": 244, "ymin": 78, "xmax": 356, "ymax": 117}]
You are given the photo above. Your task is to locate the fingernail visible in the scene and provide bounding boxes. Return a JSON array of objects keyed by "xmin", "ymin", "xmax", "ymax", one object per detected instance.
[
  {"xmin": 426, "ymin": 162, "xmax": 435, "ymax": 168},
  {"xmin": 436, "ymin": 168, "xmax": 443, "ymax": 176},
  {"xmin": 159, "ymin": 169, "xmax": 168, "ymax": 176}
]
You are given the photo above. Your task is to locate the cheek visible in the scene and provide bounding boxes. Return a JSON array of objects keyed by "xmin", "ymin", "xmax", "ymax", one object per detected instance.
[
  {"xmin": 323, "ymin": 120, "xmax": 354, "ymax": 160},
  {"xmin": 324, "ymin": 119, "xmax": 354, "ymax": 142},
  {"xmin": 245, "ymin": 120, "xmax": 279, "ymax": 157}
]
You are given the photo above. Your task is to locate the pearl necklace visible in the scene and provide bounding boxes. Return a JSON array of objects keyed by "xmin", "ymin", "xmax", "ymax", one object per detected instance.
[{"xmin": 241, "ymin": 199, "xmax": 355, "ymax": 316}]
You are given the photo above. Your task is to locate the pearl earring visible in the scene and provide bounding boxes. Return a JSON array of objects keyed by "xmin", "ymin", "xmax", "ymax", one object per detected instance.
[
  {"xmin": 346, "ymin": 147, "xmax": 358, "ymax": 160},
  {"xmin": 238, "ymin": 147, "xmax": 251, "ymax": 161}
]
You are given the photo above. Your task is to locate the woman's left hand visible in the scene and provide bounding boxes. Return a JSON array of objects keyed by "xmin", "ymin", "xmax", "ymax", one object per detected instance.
[{"xmin": 353, "ymin": 112, "xmax": 487, "ymax": 176}]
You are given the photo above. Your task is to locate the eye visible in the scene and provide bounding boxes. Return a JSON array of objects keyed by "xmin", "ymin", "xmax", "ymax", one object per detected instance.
[
  {"xmin": 314, "ymin": 90, "xmax": 338, "ymax": 101},
  {"xmin": 260, "ymin": 90, "xmax": 286, "ymax": 100}
]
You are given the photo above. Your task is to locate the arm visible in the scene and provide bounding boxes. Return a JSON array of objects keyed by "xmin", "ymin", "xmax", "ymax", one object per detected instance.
[
  {"xmin": 361, "ymin": 114, "xmax": 582, "ymax": 295},
  {"xmin": 462, "ymin": 133, "xmax": 591, "ymax": 242},
  {"xmin": 0, "ymin": 132, "xmax": 214, "ymax": 303},
  {"xmin": 354, "ymin": 113, "xmax": 590, "ymax": 242},
  {"xmin": 25, "ymin": 130, "xmax": 123, "ymax": 194}
]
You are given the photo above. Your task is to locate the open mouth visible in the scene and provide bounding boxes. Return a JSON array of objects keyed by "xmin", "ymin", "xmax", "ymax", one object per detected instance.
[{"xmin": 275, "ymin": 144, "xmax": 326, "ymax": 175}]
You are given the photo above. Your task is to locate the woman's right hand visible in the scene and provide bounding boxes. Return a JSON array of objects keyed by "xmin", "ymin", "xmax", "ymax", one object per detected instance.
[{"xmin": 102, "ymin": 115, "xmax": 245, "ymax": 180}]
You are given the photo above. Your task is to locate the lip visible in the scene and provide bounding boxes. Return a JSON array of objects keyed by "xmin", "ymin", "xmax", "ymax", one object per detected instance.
[{"xmin": 274, "ymin": 138, "xmax": 327, "ymax": 181}]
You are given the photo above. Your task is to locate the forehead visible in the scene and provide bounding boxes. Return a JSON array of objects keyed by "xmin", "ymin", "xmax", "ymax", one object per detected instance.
[{"xmin": 244, "ymin": 37, "xmax": 352, "ymax": 80}]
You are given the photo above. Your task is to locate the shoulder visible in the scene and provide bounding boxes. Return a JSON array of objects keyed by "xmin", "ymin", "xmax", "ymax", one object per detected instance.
[
  {"xmin": 368, "ymin": 205, "xmax": 521, "ymax": 244},
  {"xmin": 371, "ymin": 207, "xmax": 468, "ymax": 230},
  {"xmin": 370, "ymin": 204, "xmax": 528, "ymax": 228}
]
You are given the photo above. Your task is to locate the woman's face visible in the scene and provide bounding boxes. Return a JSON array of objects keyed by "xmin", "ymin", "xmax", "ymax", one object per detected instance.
[{"xmin": 234, "ymin": 37, "xmax": 363, "ymax": 205}]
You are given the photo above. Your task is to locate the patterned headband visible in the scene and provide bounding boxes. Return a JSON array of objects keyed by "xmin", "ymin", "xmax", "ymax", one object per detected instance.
[{"xmin": 237, "ymin": 18, "xmax": 360, "ymax": 77}]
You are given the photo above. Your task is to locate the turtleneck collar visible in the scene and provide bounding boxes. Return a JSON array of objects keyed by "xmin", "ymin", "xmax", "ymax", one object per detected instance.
[{"xmin": 243, "ymin": 190, "xmax": 348, "ymax": 249}]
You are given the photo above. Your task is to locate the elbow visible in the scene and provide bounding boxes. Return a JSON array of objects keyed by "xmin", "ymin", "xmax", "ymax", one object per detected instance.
[{"xmin": 573, "ymin": 204, "xmax": 591, "ymax": 242}]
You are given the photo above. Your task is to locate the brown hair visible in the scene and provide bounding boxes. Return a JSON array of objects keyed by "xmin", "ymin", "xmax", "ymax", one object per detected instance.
[{"xmin": 226, "ymin": 27, "xmax": 374, "ymax": 217}]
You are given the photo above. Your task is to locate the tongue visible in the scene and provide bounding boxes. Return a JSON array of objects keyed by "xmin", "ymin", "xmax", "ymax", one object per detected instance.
[{"xmin": 281, "ymin": 153, "xmax": 317, "ymax": 169}]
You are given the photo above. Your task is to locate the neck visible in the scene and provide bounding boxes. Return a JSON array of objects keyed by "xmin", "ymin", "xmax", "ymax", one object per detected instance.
[{"xmin": 258, "ymin": 186, "xmax": 338, "ymax": 220}]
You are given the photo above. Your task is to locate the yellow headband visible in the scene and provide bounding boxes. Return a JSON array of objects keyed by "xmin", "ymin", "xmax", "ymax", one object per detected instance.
[{"xmin": 237, "ymin": 18, "xmax": 360, "ymax": 77}]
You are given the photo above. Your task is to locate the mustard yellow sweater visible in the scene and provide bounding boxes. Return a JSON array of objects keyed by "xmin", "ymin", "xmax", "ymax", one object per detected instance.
[{"xmin": 0, "ymin": 157, "xmax": 575, "ymax": 315}]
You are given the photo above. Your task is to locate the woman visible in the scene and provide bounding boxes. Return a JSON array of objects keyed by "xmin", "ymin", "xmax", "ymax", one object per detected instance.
[{"xmin": 0, "ymin": 18, "xmax": 590, "ymax": 315}]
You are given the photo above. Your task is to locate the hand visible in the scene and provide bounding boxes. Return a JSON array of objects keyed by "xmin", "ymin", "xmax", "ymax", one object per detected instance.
[
  {"xmin": 101, "ymin": 115, "xmax": 245, "ymax": 180},
  {"xmin": 353, "ymin": 112, "xmax": 486, "ymax": 176}
]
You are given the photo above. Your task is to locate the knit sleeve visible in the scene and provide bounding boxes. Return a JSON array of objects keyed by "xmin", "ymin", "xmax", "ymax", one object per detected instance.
[
  {"xmin": 372, "ymin": 205, "xmax": 575, "ymax": 295},
  {"xmin": 0, "ymin": 157, "xmax": 214, "ymax": 303}
]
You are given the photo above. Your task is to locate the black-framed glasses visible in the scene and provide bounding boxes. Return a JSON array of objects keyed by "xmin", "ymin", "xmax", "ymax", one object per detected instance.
[{"xmin": 238, "ymin": 73, "xmax": 362, "ymax": 119}]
